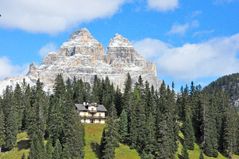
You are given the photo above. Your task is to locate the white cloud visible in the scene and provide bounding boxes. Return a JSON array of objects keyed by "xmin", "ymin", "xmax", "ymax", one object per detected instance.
[
  {"xmin": 193, "ymin": 29, "xmax": 214, "ymax": 37},
  {"xmin": 134, "ymin": 33, "xmax": 239, "ymax": 81},
  {"xmin": 147, "ymin": 0, "xmax": 179, "ymax": 12},
  {"xmin": 168, "ymin": 20, "xmax": 199, "ymax": 36},
  {"xmin": 39, "ymin": 43, "xmax": 57, "ymax": 57},
  {"xmin": 0, "ymin": 57, "xmax": 26, "ymax": 80},
  {"xmin": 0, "ymin": 0, "xmax": 126, "ymax": 34}
]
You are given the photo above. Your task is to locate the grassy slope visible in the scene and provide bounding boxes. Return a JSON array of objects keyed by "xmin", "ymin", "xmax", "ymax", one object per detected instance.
[
  {"xmin": 176, "ymin": 142, "xmax": 239, "ymax": 159},
  {"xmin": 0, "ymin": 126, "xmax": 238, "ymax": 159},
  {"xmin": 0, "ymin": 132, "xmax": 29, "ymax": 159},
  {"xmin": 84, "ymin": 124, "xmax": 140, "ymax": 159},
  {"xmin": 177, "ymin": 131, "xmax": 239, "ymax": 159}
]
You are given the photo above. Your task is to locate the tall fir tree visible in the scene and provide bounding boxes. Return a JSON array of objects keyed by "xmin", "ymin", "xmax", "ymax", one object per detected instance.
[
  {"xmin": 29, "ymin": 132, "xmax": 46, "ymax": 159},
  {"xmin": 0, "ymin": 108, "xmax": 5, "ymax": 152},
  {"xmin": 61, "ymin": 79, "xmax": 84, "ymax": 159},
  {"xmin": 52, "ymin": 139, "xmax": 62, "ymax": 159},
  {"xmin": 46, "ymin": 140, "xmax": 54, "ymax": 159},
  {"xmin": 118, "ymin": 109, "xmax": 128, "ymax": 143},
  {"xmin": 13, "ymin": 83, "xmax": 24, "ymax": 130},
  {"xmin": 202, "ymin": 93, "xmax": 218, "ymax": 157},
  {"xmin": 3, "ymin": 86, "xmax": 17, "ymax": 150}
]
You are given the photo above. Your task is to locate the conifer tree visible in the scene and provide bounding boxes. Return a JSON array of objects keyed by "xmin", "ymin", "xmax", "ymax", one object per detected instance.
[
  {"xmin": 61, "ymin": 79, "xmax": 84, "ymax": 159},
  {"xmin": 22, "ymin": 84, "xmax": 32, "ymax": 131},
  {"xmin": 202, "ymin": 94, "xmax": 218, "ymax": 157},
  {"xmin": 122, "ymin": 73, "xmax": 132, "ymax": 112},
  {"xmin": 100, "ymin": 109, "xmax": 119, "ymax": 159},
  {"xmin": 182, "ymin": 142, "xmax": 189, "ymax": 159},
  {"xmin": 13, "ymin": 83, "xmax": 24, "ymax": 130},
  {"xmin": 47, "ymin": 75, "xmax": 65, "ymax": 143},
  {"xmin": 143, "ymin": 112, "xmax": 155, "ymax": 155},
  {"xmin": 199, "ymin": 149, "xmax": 204, "ymax": 159},
  {"xmin": 53, "ymin": 139, "xmax": 62, "ymax": 159},
  {"xmin": 114, "ymin": 87, "xmax": 123, "ymax": 116},
  {"xmin": 118, "ymin": 109, "xmax": 128, "ymax": 143},
  {"xmin": 46, "ymin": 140, "xmax": 54, "ymax": 159},
  {"xmin": 178, "ymin": 85, "xmax": 195, "ymax": 150},
  {"xmin": 182, "ymin": 111, "xmax": 195, "ymax": 150},
  {"xmin": 0, "ymin": 108, "xmax": 5, "ymax": 152},
  {"xmin": 29, "ymin": 132, "xmax": 46, "ymax": 159},
  {"xmin": 3, "ymin": 86, "xmax": 17, "ymax": 150},
  {"xmin": 221, "ymin": 107, "xmax": 237, "ymax": 158}
]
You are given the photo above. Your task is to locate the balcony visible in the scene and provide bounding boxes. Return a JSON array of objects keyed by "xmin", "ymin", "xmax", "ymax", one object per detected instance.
[{"xmin": 80, "ymin": 115, "xmax": 106, "ymax": 119}]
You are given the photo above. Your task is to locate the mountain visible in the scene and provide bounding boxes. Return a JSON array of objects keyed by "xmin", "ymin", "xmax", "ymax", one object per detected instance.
[
  {"xmin": 204, "ymin": 73, "xmax": 239, "ymax": 109},
  {"xmin": 0, "ymin": 28, "xmax": 161, "ymax": 93}
]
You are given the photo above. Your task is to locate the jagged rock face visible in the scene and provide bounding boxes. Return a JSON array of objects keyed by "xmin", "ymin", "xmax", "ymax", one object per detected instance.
[{"xmin": 0, "ymin": 28, "xmax": 161, "ymax": 94}]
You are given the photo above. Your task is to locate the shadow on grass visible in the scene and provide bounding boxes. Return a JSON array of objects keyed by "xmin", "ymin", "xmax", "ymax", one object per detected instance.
[
  {"xmin": 178, "ymin": 154, "xmax": 184, "ymax": 159},
  {"xmin": 17, "ymin": 140, "xmax": 30, "ymax": 150},
  {"xmin": 90, "ymin": 142, "xmax": 101, "ymax": 158},
  {"xmin": 178, "ymin": 135, "xmax": 184, "ymax": 145}
]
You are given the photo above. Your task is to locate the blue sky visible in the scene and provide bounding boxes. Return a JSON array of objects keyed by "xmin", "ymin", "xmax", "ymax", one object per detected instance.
[{"xmin": 0, "ymin": 0, "xmax": 239, "ymax": 89}]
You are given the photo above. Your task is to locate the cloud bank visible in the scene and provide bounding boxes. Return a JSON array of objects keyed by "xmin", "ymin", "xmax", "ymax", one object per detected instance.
[
  {"xmin": 0, "ymin": 0, "xmax": 126, "ymax": 34},
  {"xmin": 0, "ymin": 57, "xmax": 26, "ymax": 80},
  {"xmin": 147, "ymin": 0, "xmax": 179, "ymax": 12},
  {"xmin": 134, "ymin": 34, "xmax": 239, "ymax": 81}
]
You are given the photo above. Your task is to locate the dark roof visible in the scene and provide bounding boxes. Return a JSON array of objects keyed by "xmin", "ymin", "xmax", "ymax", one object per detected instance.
[
  {"xmin": 75, "ymin": 103, "xmax": 107, "ymax": 112},
  {"xmin": 97, "ymin": 105, "xmax": 107, "ymax": 112},
  {"xmin": 75, "ymin": 104, "xmax": 87, "ymax": 111}
]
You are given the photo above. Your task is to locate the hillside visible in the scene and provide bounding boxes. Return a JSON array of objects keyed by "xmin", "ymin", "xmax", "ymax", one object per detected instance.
[
  {"xmin": 1, "ymin": 125, "xmax": 238, "ymax": 159},
  {"xmin": 0, "ymin": 125, "xmax": 140, "ymax": 159},
  {"xmin": 204, "ymin": 73, "xmax": 239, "ymax": 109}
]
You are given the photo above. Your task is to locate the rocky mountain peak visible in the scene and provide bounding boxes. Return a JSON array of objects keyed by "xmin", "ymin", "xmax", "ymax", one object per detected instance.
[
  {"xmin": 61, "ymin": 28, "xmax": 101, "ymax": 49},
  {"xmin": 108, "ymin": 33, "xmax": 133, "ymax": 48},
  {"xmin": 70, "ymin": 28, "xmax": 92, "ymax": 40},
  {"xmin": 0, "ymin": 28, "xmax": 161, "ymax": 95}
]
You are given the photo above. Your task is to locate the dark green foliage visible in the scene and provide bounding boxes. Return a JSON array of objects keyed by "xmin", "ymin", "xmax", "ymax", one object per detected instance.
[
  {"xmin": 100, "ymin": 116, "xmax": 119, "ymax": 159},
  {"xmin": 143, "ymin": 113, "xmax": 155, "ymax": 155},
  {"xmin": 182, "ymin": 112, "xmax": 195, "ymax": 150},
  {"xmin": 204, "ymin": 73, "xmax": 239, "ymax": 110},
  {"xmin": 29, "ymin": 132, "xmax": 46, "ymax": 159},
  {"xmin": 221, "ymin": 107, "xmax": 238, "ymax": 158},
  {"xmin": 61, "ymin": 79, "xmax": 84, "ymax": 159},
  {"xmin": 122, "ymin": 73, "xmax": 132, "ymax": 113},
  {"xmin": 0, "ymin": 108, "xmax": 5, "ymax": 150},
  {"xmin": 141, "ymin": 151, "xmax": 154, "ymax": 159},
  {"xmin": 2, "ymin": 86, "xmax": 17, "ymax": 150},
  {"xmin": 1, "ymin": 72, "xmax": 239, "ymax": 159},
  {"xmin": 202, "ymin": 94, "xmax": 218, "ymax": 157},
  {"xmin": 53, "ymin": 139, "xmax": 62, "ymax": 159},
  {"xmin": 46, "ymin": 140, "xmax": 54, "ymax": 159},
  {"xmin": 154, "ymin": 82, "xmax": 177, "ymax": 159},
  {"xmin": 182, "ymin": 142, "xmax": 189, "ymax": 159},
  {"xmin": 13, "ymin": 83, "xmax": 24, "ymax": 130},
  {"xmin": 114, "ymin": 87, "xmax": 123, "ymax": 116},
  {"xmin": 199, "ymin": 150, "xmax": 204, "ymax": 159},
  {"xmin": 118, "ymin": 109, "xmax": 128, "ymax": 143}
]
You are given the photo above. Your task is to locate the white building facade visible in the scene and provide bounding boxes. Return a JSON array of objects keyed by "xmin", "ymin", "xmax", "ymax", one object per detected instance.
[{"xmin": 75, "ymin": 103, "xmax": 107, "ymax": 124}]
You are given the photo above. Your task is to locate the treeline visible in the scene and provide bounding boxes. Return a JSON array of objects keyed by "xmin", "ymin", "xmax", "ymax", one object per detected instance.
[
  {"xmin": 0, "ymin": 75, "xmax": 85, "ymax": 159},
  {"xmin": 0, "ymin": 73, "xmax": 239, "ymax": 159},
  {"xmin": 97, "ymin": 74, "xmax": 239, "ymax": 159},
  {"xmin": 177, "ymin": 83, "xmax": 239, "ymax": 158}
]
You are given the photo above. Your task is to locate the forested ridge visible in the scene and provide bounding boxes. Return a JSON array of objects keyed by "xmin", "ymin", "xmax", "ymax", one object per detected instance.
[
  {"xmin": 204, "ymin": 73, "xmax": 239, "ymax": 110},
  {"xmin": 0, "ymin": 74, "xmax": 239, "ymax": 159}
]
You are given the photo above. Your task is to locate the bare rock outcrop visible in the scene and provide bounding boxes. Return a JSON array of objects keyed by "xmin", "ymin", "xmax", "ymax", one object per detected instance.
[{"xmin": 0, "ymin": 28, "xmax": 161, "ymax": 94}]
